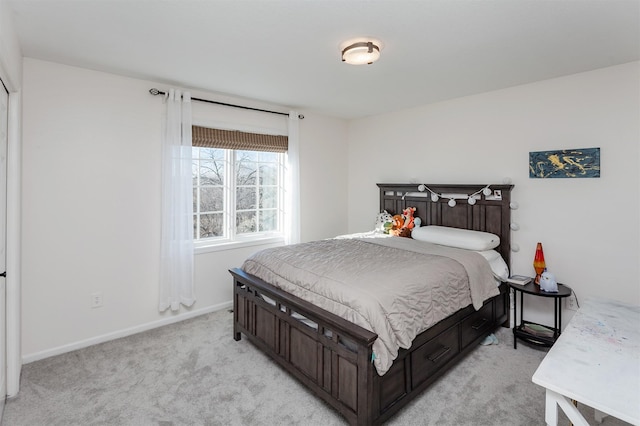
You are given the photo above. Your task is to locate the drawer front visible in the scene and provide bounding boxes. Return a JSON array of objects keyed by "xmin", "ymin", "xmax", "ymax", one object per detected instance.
[
  {"xmin": 411, "ymin": 326, "xmax": 459, "ymax": 388},
  {"xmin": 460, "ymin": 301, "xmax": 493, "ymax": 348}
]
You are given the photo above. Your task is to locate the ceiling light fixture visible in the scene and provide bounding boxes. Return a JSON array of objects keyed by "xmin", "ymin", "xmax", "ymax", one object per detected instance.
[{"xmin": 341, "ymin": 41, "xmax": 381, "ymax": 65}]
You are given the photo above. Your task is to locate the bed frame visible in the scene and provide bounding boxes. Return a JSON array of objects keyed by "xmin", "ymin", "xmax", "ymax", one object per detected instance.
[{"xmin": 230, "ymin": 183, "xmax": 514, "ymax": 425}]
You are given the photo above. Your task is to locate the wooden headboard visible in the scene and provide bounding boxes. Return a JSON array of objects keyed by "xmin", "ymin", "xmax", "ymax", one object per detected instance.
[{"xmin": 378, "ymin": 183, "xmax": 514, "ymax": 269}]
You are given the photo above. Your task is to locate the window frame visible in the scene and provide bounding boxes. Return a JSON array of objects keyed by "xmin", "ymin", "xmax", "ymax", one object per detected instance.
[{"xmin": 193, "ymin": 146, "xmax": 286, "ymax": 253}]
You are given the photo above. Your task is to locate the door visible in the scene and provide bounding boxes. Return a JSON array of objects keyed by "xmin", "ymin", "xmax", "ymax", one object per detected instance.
[{"xmin": 0, "ymin": 78, "xmax": 8, "ymax": 414}]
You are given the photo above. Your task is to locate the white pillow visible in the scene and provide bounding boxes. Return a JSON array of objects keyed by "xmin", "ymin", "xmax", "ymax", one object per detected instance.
[
  {"xmin": 411, "ymin": 225, "xmax": 500, "ymax": 251},
  {"xmin": 474, "ymin": 249, "xmax": 501, "ymax": 262},
  {"xmin": 475, "ymin": 250, "xmax": 509, "ymax": 281}
]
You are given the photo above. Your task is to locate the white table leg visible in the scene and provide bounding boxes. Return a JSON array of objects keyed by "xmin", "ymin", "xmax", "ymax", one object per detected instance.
[
  {"xmin": 545, "ymin": 389, "xmax": 559, "ymax": 426},
  {"xmin": 546, "ymin": 390, "xmax": 589, "ymax": 426}
]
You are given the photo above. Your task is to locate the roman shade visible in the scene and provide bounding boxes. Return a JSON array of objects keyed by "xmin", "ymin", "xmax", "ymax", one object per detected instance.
[{"xmin": 192, "ymin": 125, "xmax": 288, "ymax": 153}]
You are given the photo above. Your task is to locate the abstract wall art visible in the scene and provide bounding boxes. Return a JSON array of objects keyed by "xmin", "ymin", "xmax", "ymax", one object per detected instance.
[{"xmin": 529, "ymin": 147, "xmax": 600, "ymax": 179}]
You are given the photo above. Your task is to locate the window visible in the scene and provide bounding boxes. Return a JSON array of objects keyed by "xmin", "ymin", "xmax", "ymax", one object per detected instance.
[{"xmin": 191, "ymin": 126, "xmax": 287, "ymax": 246}]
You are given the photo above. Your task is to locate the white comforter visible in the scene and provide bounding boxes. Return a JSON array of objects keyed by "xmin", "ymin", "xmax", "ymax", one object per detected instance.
[{"xmin": 242, "ymin": 237, "xmax": 499, "ymax": 375}]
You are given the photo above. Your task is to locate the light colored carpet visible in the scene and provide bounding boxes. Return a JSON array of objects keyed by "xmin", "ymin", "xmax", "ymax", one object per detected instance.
[{"xmin": 2, "ymin": 310, "xmax": 632, "ymax": 426}]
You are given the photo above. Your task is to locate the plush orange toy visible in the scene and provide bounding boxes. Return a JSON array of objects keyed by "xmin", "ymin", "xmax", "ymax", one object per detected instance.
[
  {"xmin": 389, "ymin": 215, "xmax": 403, "ymax": 236},
  {"xmin": 402, "ymin": 207, "xmax": 416, "ymax": 230},
  {"xmin": 392, "ymin": 214, "xmax": 404, "ymax": 229},
  {"xmin": 390, "ymin": 207, "xmax": 417, "ymax": 237}
]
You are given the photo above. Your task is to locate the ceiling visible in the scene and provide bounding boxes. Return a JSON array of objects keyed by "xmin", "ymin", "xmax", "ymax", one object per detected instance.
[{"xmin": 7, "ymin": 0, "xmax": 640, "ymax": 119}]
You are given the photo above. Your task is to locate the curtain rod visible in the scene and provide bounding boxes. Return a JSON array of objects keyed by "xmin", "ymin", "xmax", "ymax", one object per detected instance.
[{"xmin": 148, "ymin": 88, "xmax": 304, "ymax": 119}]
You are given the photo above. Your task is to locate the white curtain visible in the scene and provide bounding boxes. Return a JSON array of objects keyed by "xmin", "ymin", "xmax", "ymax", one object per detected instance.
[
  {"xmin": 285, "ymin": 111, "xmax": 301, "ymax": 245},
  {"xmin": 159, "ymin": 89, "xmax": 195, "ymax": 311}
]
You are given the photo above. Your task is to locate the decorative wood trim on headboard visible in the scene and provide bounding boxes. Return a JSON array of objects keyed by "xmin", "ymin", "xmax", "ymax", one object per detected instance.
[{"xmin": 377, "ymin": 183, "xmax": 514, "ymax": 269}]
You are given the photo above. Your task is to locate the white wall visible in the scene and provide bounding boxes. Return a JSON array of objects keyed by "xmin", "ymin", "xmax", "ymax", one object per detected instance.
[
  {"xmin": 347, "ymin": 62, "xmax": 640, "ymax": 324},
  {"xmin": 0, "ymin": 0, "xmax": 21, "ymax": 88},
  {"xmin": 21, "ymin": 58, "xmax": 348, "ymax": 360},
  {"xmin": 298, "ymin": 113, "xmax": 349, "ymax": 242}
]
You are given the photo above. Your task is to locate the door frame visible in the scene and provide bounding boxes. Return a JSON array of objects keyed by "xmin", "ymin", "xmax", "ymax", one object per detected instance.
[
  {"xmin": 0, "ymin": 5, "xmax": 23, "ymax": 399},
  {"xmin": 0, "ymin": 70, "xmax": 22, "ymax": 398},
  {"xmin": 0, "ymin": 75, "xmax": 7, "ymax": 417},
  {"xmin": 5, "ymin": 88, "xmax": 20, "ymax": 397}
]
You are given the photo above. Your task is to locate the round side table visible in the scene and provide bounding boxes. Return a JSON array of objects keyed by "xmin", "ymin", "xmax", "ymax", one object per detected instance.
[{"xmin": 507, "ymin": 281, "xmax": 572, "ymax": 349}]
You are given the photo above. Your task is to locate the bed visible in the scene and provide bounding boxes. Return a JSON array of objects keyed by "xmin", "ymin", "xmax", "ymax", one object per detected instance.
[{"xmin": 230, "ymin": 183, "xmax": 514, "ymax": 425}]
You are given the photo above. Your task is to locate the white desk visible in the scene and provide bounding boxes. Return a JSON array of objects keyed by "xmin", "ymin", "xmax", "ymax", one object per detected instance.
[{"xmin": 532, "ymin": 297, "xmax": 640, "ymax": 426}]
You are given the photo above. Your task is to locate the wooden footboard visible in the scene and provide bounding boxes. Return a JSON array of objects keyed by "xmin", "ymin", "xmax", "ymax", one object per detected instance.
[{"xmin": 231, "ymin": 267, "xmax": 509, "ymax": 425}]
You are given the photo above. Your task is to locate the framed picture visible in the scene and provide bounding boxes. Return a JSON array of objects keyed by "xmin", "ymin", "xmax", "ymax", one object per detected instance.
[{"xmin": 529, "ymin": 147, "xmax": 600, "ymax": 179}]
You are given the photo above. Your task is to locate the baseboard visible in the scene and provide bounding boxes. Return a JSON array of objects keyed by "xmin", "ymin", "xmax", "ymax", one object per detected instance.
[{"xmin": 22, "ymin": 300, "xmax": 233, "ymax": 364}]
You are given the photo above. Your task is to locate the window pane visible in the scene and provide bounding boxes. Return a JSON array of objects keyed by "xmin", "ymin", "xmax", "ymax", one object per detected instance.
[
  {"xmin": 193, "ymin": 188, "xmax": 198, "ymax": 212},
  {"xmin": 200, "ymin": 160, "xmax": 224, "ymax": 185},
  {"xmin": 236, "ymin": 187, "xmax": 256, "ymax": 210},
  {"xmin": 258, "ymin": 151, "xmax": 278, "ymax": 162},
  {"xmin": 197, "ymin": 213, "xmax": 223, "ymax": 238},
  {"xmin": 236, "ymin": 161, "xmax": 257, "ymax": 185},
  {"xmin": 202, "ymin": 148, "xmax": 225, "ymax": 161},
  {"xmin": 259, "ymin": 163, "xmax": 277, "ymax": 185},
  {"xmin": 236, "ymin": 211, "xmax": 256, "ymax": 234},
  {"xmin": 200, "ymin": 186, "xmax": 223, "ymax": 212},
  {"xmin": 237, "ymin": 150, "xmax": 258, "ymax": 162},
  {"xmin": 259, "ymin": 209, "xmax": 277, "ymax": 232},
  {"xmin": 259, "ymin": 187, "xmax": 277, "ymax": 209}
]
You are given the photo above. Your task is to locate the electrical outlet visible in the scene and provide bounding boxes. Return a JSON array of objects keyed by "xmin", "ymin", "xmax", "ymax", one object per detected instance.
[
  {"xmin": 91, "ymin": 292, "xmax": 103, "ymax": 309},
  {"xmin": 566, "ymin": 295, "xmax": 577, "ymax": 311}
]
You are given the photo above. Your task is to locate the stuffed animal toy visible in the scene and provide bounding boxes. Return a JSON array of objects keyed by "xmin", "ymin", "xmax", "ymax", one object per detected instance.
[
  {"xmin": 384, "ymin": 221, "xmax": 394, "ymax": 234},
  {"xmin": 390, "ymin": 207, "xmax": 418, "ymax": 237},
  {"xmin": 402, "ymin": 207, "xmax": 417, "ymax": 230},
  {"xmin": 396, "ymin": 227, "xmax": 412, "ymax": 238},
  {"xmin": 389, "ymin": 215, "xmax": 404, "ymax": 236},
  {"xmin": 375, "ymin": 210, "xmax": 393, "ymax": 234},
  {"xmin": 540, "ymin": 271, "xmax": 558, "ymax": 293},
  {"xmin": 392, "ymin": 214, "xmax": 404, "ymax": 229},
  {"xmin": 414, "ymin": 217, "xmax": 422, "ymax": 228}
]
